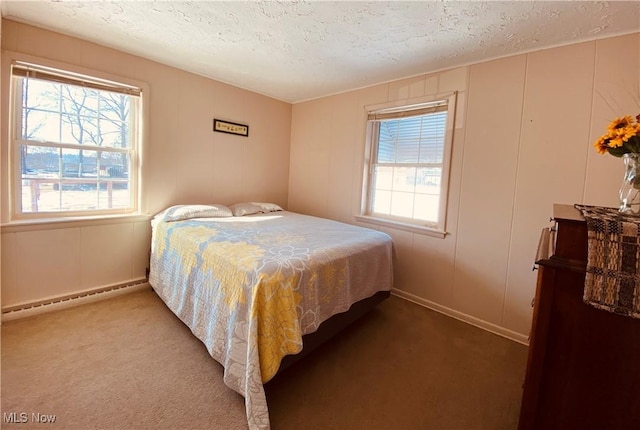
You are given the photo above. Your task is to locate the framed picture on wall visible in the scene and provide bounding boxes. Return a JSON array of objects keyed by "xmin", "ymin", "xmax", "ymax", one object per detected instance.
[{"xmin": 213, "ymin": 119, "xmax": 249, "ymax": 137}]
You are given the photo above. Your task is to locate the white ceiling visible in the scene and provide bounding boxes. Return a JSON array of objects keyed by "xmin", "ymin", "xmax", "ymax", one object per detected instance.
[{"xmin": 2, "ymin": 1, "xmax": 639, "ymax": 103}]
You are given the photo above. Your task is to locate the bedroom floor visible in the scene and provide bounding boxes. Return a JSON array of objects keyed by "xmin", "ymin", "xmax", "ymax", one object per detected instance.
[{"xmin": 1, "ymin": 288, "xmax": 527, "ymax": 429}]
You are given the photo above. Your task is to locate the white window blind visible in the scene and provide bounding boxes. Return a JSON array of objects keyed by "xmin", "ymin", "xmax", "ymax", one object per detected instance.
[{"xmin": 363, "ymin": 93, "xmax": 456, "ymax": 234}]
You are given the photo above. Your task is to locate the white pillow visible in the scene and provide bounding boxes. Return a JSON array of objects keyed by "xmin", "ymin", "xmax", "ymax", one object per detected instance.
[
  {"xmin": 251, "ymin": 202, "xmax": 283, "ymax": 212},
  {"xmin": 161, "ymin": 204, "xmax": 232, "ymax": 221},
  {"xmin": 229, "ymin": 202, "xmax": 264, "ymax": 216}
]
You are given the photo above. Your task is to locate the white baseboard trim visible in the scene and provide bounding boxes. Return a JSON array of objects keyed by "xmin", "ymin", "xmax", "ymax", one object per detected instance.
[
  {"xmin": 1, "ymin": 281, "xmax": 530, "ymax": 346},
  {"xmin": 1, "ymin": 280, "xmax": 151, "ymax": 323},
  {"xmin": 391, "ymin": 288, "xmax": 529, "ymax": 346}
]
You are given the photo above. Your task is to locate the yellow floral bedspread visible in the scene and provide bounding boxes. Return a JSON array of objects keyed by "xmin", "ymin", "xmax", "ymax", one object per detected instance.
[{"xmin": 149, "ymin": 211, "xmax": 393, "ymax": 429}]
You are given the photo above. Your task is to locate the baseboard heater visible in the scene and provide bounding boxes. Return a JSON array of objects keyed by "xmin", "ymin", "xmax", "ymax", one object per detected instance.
[{"xmin": 1, "ymin": 279, "xmax": 150, "ymax": 322}]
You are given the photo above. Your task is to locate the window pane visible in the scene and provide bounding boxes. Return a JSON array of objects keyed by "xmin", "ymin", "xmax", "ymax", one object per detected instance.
[
  {"xmin": 372, "ymin": 190, "xmax": 391, "ymax": 215},
  {"xmin": 24, "ymin": 78, "xmax": 59, "ymax": 110},
  {"xmin": 98, "ymin": 181, "xmax": 130, "ymax": 210},
  {"xmin": 21, "ymin": 178, "xmax": 61, "ymax": 213},
  {"xmin": 390, "ymin": 191, "xmax": 414, "ymax": 218},
  {"xmin": 21, "ymin": 145, "xmax": 60, "ymax": 177},
  {"xmin": 100, "ymin": 118, "xmax": 129, "ymax": 148},
  {"xmin": 23, "ymin": 109, "xmax": 60, "ymax": 142},
  {"xmin": 100, "ymin": 152, "xmax": 129, "ymax": 179},
  {"xmin": 413, "ymin": 193, "xmax": 439, "ymax": 222},
  {"xmin": 80, "ymin": 149, "xmax": 98, "ymax": 176},
  {"xmin": 61, "ymin": 113, "xmax": 100, "ymax": 145},
  {"xmin": 21, "ymin": 145, "xmax": 61, "ymax": 213},
  {"xmin": 61, "ymin": 86, "xmax": 99, "ymax": 117},
  {"xmin": 392, "ymin": 166, "xmax": 417, "ymax": 192},
  {"xmin": 416, "ymin": 167, "xmax": 442, "ymax": 188},
  {"xmin": 373, "ymin": 166, "xmax": 393, "ymax": 190},
  {"xmin": 61, "ymin": 184, "xmax": 99, "ymax": 211}
]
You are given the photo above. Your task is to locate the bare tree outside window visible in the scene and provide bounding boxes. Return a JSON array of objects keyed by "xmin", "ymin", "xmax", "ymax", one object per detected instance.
[{"xmin": 12, "ymin": 64, "xmax": 139, "ymax": 216}]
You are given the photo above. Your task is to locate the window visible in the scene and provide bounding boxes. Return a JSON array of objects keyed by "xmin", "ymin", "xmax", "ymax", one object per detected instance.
[
  {"xmin": 10, "ymin": 61, "xmax": 141, "ymax": 218},
  {"xmin": 362, "ymin": 93, "xmax": 456, "ymax": 235}
]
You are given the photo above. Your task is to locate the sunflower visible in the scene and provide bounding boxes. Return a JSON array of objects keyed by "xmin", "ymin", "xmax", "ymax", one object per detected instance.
[
  {"xmin": 596, "ymin": 114, "xmax": 640, "ymax": 157},
  {"xmin": 622, "ymin": 126, "xmax": 637, "ymax": 142},
  {"xmin": 609, "ymin": 136, "xmax": 625, "ymax": 148},
  {"xmin": 607, "ymin": 115, "xmax": 634, "ymax": 132},
  {"xmin": 594, "ymin": 135, "xmax": 609, "ymax": 154}
]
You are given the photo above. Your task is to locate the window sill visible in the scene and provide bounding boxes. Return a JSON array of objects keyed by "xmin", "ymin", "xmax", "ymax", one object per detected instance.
[
  {"xmin": 354, "ymin": 215, "xmax": 447, "ymax": 238},
  {"xmin": 1, "ymin": 213, "xmax": 152, "ymax": 233}
]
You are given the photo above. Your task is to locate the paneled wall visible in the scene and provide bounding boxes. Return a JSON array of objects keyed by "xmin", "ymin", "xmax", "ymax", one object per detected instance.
[
  {"xmin": 1, "ymin": 19, "xmax": 637, "ymax": 341},
  {"xmin": 288, "ymin": 33, "xmax": 640, "ymax": 340},
  {"xmin": 0, "ymin": 20, "xmax": 292, "ymax": 309}
]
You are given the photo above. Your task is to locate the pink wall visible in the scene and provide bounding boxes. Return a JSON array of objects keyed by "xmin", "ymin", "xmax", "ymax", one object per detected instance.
[
  {"xmin": 1, "ymin": 20, "xmax": 292, "ymax": 219},
  {"xmin": 0, "ymin": 20, "xmax": 292, "ymax": 308},
  {"xmin": 1, "ymin": 17, "xmax": 638, "ymax": 343},
  {"xmin": 288, "ymin": 33, "xmax": 640, "ymax": 340}
]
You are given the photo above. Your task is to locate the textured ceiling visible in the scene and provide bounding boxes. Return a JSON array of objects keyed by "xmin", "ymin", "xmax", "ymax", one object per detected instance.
[{"xmin": 2, "ymin": 1, "xmax": 639, "ymax": 103}]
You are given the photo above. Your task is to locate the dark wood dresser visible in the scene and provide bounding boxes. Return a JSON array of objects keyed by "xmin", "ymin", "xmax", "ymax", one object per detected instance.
[{"xmin": 518, "ymin": 204, "xmax": 640, "ymax": 430}]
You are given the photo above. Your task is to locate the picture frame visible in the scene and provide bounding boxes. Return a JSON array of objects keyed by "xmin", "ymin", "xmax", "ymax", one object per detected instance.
[{"xmin": 213, "ymin": 118, "xmax": 249, "ymax": 137}]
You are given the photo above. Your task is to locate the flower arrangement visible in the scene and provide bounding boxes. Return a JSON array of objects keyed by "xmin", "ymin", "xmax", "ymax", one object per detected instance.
[{"xmin": 594, "ymin": 114, "xmax": 640, "ymax": 156}]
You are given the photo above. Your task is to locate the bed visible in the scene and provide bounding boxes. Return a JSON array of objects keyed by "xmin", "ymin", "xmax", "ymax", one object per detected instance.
[{"xmin": 148, "ymin": 203, "xmax": 394, "ymax": 429}]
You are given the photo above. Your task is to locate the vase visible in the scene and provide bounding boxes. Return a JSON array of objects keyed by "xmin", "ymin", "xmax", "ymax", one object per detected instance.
[{"xmin": 619, "ymin": 153, "xmax": 640, "ymax": 214}]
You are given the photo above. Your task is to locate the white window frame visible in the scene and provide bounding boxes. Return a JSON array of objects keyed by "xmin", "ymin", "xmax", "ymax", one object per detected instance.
[
  {"xmin": 357, "ymin": 92, "xmax": 457, "ymax": 238},
  {"xmin": 8, "ymin": 59, "xmax": 143, "ymax": 220}
]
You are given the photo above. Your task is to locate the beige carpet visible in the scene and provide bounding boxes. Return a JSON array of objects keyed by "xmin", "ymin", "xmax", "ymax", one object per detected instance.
[{"xmin": 1, "ymin": 288, "xmax": 527, "ymax": 429}]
